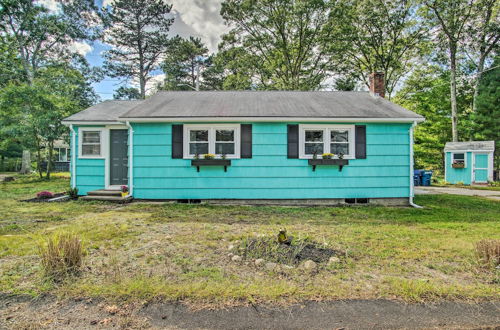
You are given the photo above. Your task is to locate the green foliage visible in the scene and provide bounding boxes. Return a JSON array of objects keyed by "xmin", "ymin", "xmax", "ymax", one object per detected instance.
[
  {"xmin": 395, "ymin": 65, "xmax": 474, "ymax": 171},
  {"xmin": 473, "ymin": 60, "xmax": 499, "ymax": 169},
  {"xmin": 219, "ymin": 0, "xmax": 344, "ymax": 90},
  {"xmin": 336, "ymin": 0, "xmax": 428, "ymax": 98},
  {"xmin": 113, "ymin": 86, "xmax": 141, "ymax": 100},
  {"xmin": 160, "ymin": 36, "xmax": 209, "ymax": 91}
]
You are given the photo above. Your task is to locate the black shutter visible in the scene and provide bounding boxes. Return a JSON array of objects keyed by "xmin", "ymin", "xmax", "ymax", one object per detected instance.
[
  {"xmin": 240, "ymin": 124, "xmax": 252, "ymax": 158},
  {"xmin": 172, "ymin": 124, "xmax": 183, "ymax": 159},
  {"xmin": 287, "ymin": 124, "xmax": 299, "ymax": 158},
  {"xmin": 355, "ymin": 125, "xmax": 366, "ymax": 159}
]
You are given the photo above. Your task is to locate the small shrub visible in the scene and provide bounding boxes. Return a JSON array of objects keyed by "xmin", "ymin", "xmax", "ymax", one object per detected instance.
[
  {"xmin": 475, "ymin": 239, "xmax": 500, "ymax": 268},
  {"xmin": 36, "ymin": 191, "xmax": 54, "ymax": 199},
  {"xmin": 67, "ymin": 187, "xmax": 78, "ymax": 199},
  {"xmin": 39, "ymin": 233, "xmax": 85, "ymax": 282}
]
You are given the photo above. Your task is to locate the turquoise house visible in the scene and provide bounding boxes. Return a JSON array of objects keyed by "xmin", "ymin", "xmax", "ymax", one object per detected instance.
[
  {"xmin": 444, "ymin": 141, "xmax": 495, "ymax": 185},
  {"xmin": 62, "ymin": 75, "xmax": 425, "ymax": 205}
]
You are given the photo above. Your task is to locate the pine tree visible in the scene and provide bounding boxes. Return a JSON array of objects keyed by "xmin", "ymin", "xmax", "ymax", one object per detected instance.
[
  {"xmin": 474, "ymin": 60, "xmax": 500, "ymax": 170},
  {"xmin": 103, "ymin": 0, "xmax": 174, "ymax": 98}
]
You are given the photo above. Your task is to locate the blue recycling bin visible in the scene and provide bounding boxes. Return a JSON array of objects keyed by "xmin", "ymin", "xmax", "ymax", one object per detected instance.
[
  {"xmin": 421, "ymin": 170, "xmax": 433, "ymax": 186},
  {"xmin": 413, "ymin": 170, "xmax": 424, "ymax": 186}
]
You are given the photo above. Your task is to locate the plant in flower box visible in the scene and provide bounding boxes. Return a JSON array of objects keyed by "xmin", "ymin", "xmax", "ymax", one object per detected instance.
[
  {"xmin": 322, "ymin": 153, "xmax": 334, "ymax": 159},
  {"xmin": 120, "ymin": 185, "xmax": 129, "ymax": 197},
  {"xmin": 203, "ymin": 153, "xmax": 216, "ymax": 159}
]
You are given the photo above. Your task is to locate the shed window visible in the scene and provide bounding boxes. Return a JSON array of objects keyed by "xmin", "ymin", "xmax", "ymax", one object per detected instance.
[
  {"xmin": 299, "ymin": 125, "xmax": 355, "ymax": 159},
  {"xmin": 452, "ymin": 153, "xmax": 465, "ymax": 166},
  {"xmin": 184, "ymin": 124, "xmax": 240, "ymax": 159},
  {"xmin": 81, "ymin": 131, "xmax": 101, "ymax": 156}
]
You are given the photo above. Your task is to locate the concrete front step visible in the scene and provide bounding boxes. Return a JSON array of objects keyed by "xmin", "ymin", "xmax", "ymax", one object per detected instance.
[
  {"xmin": 80, "ymin": 195, "xmax": 133, "ymax": 203},
  {"xmin": 87, "ymin": 189, "xmax": 122, "ymax": 197}
]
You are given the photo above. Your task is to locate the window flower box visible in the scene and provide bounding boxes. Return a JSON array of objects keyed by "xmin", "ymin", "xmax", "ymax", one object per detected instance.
[
  {"xmin": 308, "ymin": 159, "xmax": 349, "ymax": 172},
  {"xmin": 452, "ymin": 163, "xmax": 465, "ymax": 168},
  {"xmin": 192, "ymin": 159, "xmax": 231, "ymax": 172}
]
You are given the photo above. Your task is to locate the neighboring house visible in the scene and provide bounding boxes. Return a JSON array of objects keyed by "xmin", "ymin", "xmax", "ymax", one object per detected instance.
[
  {"xmin": 39, "ymin": 140, "xmax": 71, "ymax": 172},
  {"xmin": 444, "ymin": 141, "xmax": 495, "ymax": 185},
  {"xmin": 62, "ymin": 73, "xmax": 425, "ymax": 205}
]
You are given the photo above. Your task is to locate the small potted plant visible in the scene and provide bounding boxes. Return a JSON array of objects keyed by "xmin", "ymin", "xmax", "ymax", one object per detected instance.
[
  {"xmin": 203, "ymin": 153, "xmax": 215, "ymax": 159},
  {"xmin": 194, "ymin": 153, "xmax": 200, "ymax": 159},
  {"xmin": 312, "ymin": 151, "xmax": 318, "ymax": 160},
  {"xmin": 338, "ymin": 152, "xmax": 344, "ymax": 160},
  {"xmin": 322, "ymin": 153, "xmax": 334, "ymax": 159},
  {"xmin": 121, "ymin": 185, "xmax": 129, "ymax": 197}
]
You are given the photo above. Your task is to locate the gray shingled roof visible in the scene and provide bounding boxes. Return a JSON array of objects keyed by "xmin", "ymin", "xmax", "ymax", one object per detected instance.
[
  {"xmin": 63, "ymin": 100, "xmax": 143, "ymax": 122},
  {"xmin": 444, "ymin": 141, "xmax": 495, "ymax": 152},
  {"xmin": 119, "ymin": 91, "xmax": 423, "ymax": 120}
]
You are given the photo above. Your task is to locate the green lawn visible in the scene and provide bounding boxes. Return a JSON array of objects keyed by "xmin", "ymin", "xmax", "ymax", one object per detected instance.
[{"xmin": 1, "ymin": 174, "xmax": 499, "ymax": 307}]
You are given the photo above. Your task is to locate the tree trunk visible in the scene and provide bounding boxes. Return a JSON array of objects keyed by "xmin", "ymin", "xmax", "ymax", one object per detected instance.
[
  {"xmin": 0, "ymin": 155, "xmax": 4, "ymax": 172},
  {"xmin": 46, "ymin": 140, "xmax": 54, "ymax": 180},
  {"xmin": 449, "ymin": 41, "xmax": 458, "ymax": 142},
  {"xmin": 472, "ymin": 55, "xmax": 486, "ymax": 113},
  {"xmin": 20, "ymin": 150, "xmax": 31, "ymax": 174}
]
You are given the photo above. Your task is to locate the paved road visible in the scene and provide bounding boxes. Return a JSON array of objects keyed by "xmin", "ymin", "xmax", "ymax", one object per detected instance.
[{"xmin": 415, "ymin": 186, "xmax": 500, "ymax": 201}]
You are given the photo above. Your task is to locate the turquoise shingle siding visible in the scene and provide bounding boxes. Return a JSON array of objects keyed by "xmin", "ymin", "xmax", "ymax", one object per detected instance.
[
  {"xmin": 445, "ymin": 151, "xmax": 472, "ymax": 185},
  {"xmin": 130, "ymin": 122, "xmax": 412, "ymax": 199},
  {"xmin": 73, "ymin": 125, "xmax": 106, "ymax": 195}
]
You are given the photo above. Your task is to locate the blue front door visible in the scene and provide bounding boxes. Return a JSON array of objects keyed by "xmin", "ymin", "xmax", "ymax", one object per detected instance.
[{"xmin": 110, "ymin": 129, "xmax": 128, "ymax": 186}]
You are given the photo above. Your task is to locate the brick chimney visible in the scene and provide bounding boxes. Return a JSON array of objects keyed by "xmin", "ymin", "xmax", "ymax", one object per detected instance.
[{"xmin": 369, "ymin": 72, "xmax": 385, "ymax": 98}]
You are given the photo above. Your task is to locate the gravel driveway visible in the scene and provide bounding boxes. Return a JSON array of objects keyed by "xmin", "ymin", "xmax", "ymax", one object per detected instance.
[{"xmin": 415, "ymin": 186, "xmax": 500, "ymax": 201}]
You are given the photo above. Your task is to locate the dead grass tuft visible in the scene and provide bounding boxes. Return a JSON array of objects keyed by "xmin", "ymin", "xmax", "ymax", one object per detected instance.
[
  {"xmin": 475, "ymin": 239, "xmax": 500, "ymax": 268},
  {"xmin": 39, "ymin": 233, "xmax": 85, "ymax": 282}
]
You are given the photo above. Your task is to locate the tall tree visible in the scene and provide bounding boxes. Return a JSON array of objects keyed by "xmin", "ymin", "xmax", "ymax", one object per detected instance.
[
  {"xmin": 395, "ymin": 64, "xmax": 474, "ymax": 171},
  {"xmin": 103, "ymin": 0, "xmax": 174, "ymax": 98},
  {"xmin": 219, "ymin": 0, "xmax": 345, "ymax": 90},
  {"xmin": 473, "ymin": 59, "xmax": 499, "ymax": 170},
  {"xmin": 338, "ymin": 0, "xmax": 427, "ymax": 99},
  {"xmin": 0, "ymin": 0, "xmax": 102, "ymax": 84},
  {"xmin": 465, "ymin": 0, "xmax": 499, "ymax": 113},
  {"xmin": 424, "ymin": 0, "xmax": 475, "ymax": 141},
  {"xmin": 161, "ymin": 37, "xmax": 209, "ymax": 91}
]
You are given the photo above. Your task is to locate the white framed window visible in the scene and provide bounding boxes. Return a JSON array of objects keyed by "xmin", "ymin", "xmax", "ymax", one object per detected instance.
[
  {"xmin": 299, "ymin": 124, "xmax": 355, "ymax": 159},
  {"xmin": 183, "ymin": 124, "xmax": 241, "ymax": 159},
  {"xmin": 79, "ymin": 128, "xmax": 104, "ymax": 158},
  {"xmin": 452, "ymin": 152, "xmax": 466, "ymax": 167},
  {"xmin": 56, "ymin": 148, "xmax": 69, "ymax": 162}
]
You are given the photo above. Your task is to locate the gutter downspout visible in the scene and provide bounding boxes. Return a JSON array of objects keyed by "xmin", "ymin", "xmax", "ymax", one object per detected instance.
[
  {"xmin": 126, "ymin": 121, "xmax": 134, "ymax": 196},
  {"xmin": 70, "ymin": 124, "xmax": 77, "ymax": 189},
  {"xmin": 409, "ymin": 121, "xmax": 423, "ymax": 208}
]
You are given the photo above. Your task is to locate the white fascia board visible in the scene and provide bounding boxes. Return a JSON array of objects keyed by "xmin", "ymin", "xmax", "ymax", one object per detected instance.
[
  {"xmin": 120, "ymin": 117, "xmax": 425, "ymax": 123},
  {"xmin": 62, "ymin": 121, "xmax": 124, "ymax": 126}
]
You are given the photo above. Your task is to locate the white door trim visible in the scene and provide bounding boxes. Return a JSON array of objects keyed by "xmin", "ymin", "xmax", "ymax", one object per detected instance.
[{"xmin": 106, "ymin": 125, "xmax": 128, "ymax": 190}]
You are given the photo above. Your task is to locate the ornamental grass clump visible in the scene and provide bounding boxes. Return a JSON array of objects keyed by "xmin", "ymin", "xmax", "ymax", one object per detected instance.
[
  {"xmin": 475, "ymin": 239, "xmax": 500, "ymax": 269},
  {"xmin": 39, "ymin": 233, "xmax": 85, "ymax": 282}
]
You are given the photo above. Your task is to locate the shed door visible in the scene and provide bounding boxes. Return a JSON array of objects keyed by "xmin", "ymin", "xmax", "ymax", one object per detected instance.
[
  {"xmin": 473, "ymin": 153, "xmax": 488, "ymax": 183},
  {"xmin": 110, "ymin": 129, "xmax": 128, "ymax": 186}
]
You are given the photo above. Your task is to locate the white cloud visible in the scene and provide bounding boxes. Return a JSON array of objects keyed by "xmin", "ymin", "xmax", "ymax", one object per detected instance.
[
  {"xmin": 69, "ymin": 41, "xmax": 93, "ymax": 56},
  {"xmin": 36, "ymin": 0, "xmax": 60, "ymax": 12},
  {"xmin": 169, "ymin": 0, "xmax": 229, "ymax": 52}
]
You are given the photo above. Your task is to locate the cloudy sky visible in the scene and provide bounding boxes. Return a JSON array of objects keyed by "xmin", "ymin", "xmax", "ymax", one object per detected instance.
[{"xmin": 44, "ymin": 0, "xmax": 229, "ymax": 100}]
